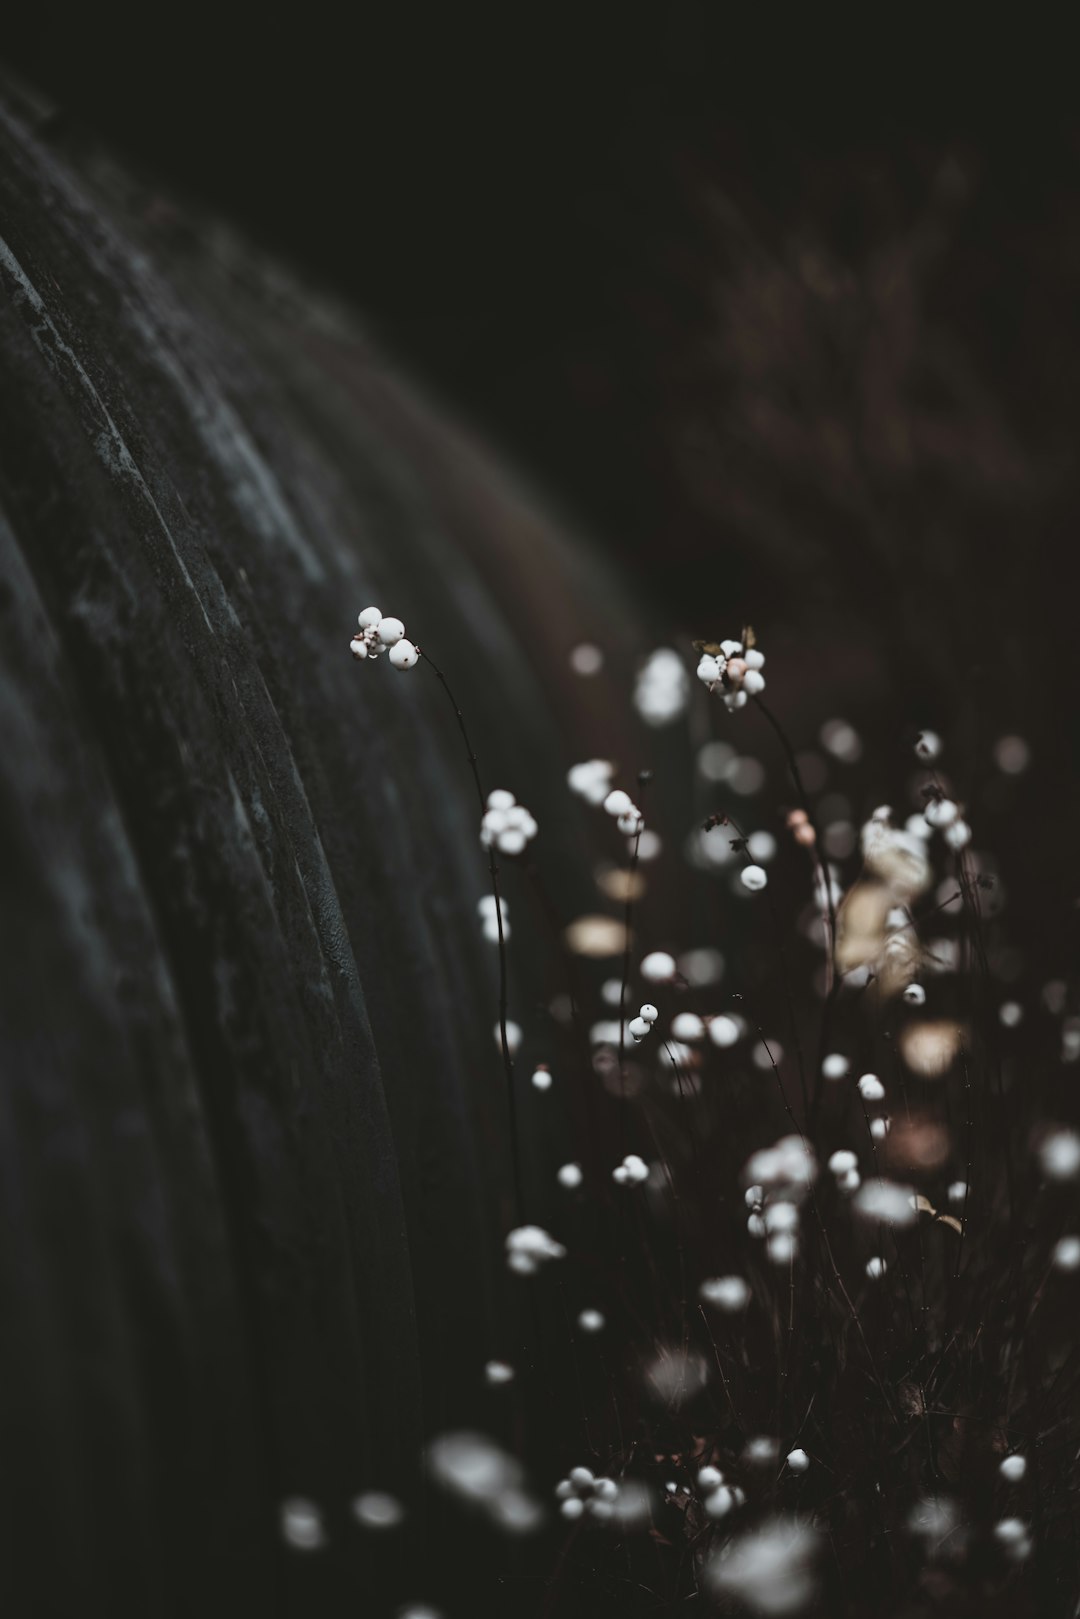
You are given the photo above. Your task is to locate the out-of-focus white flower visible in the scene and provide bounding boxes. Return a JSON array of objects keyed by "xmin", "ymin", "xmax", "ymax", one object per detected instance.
[
  {"xmin": 1053, "ymin": 1235, "xmax": 1080, "ymax": 1272},
  {"xmin": 705, "ymin": 1518, "xmax": 817, "ymax": 1615},
  {"xmin": 506, "ymin": 1226, "xmax": 566, "ymax": 1275},
  {"xmin": 699, "ymin": 1274, "xmax": 751, "ymax": 1312},
  {"xmin": 429, "ymin": 1432, "xmax": 541, "ymax": 1533},
  {"xmin": 858, "ymin": 1073, "xmax": 886, "ymax": 1104},
  {"xmin": 641, "ymin": 951, "xmax": 677, "ymax": 983},
  {"xmin": 568, "ymin": 758, "xmax": 615, "ymax": 805},
  {"xmin": 635, "ymin": 648, "xmax": 690, "ymax": 726},
  {"xmin": 924, "ymin": 797, "xmax": 960, "ymax": 830},
  {"xmin": 481, "ymin": 790, "xmax": 538, "ymax": 856},
  {"xmin": 820, "ymin": 718, "xmax": 862, "ymax": 763},
  {"xmin": 708, "ymin": 1014, "xmax": 742, "ymax": 1048},
  {"xmin": 947, "ymin": 1180, "xmax": 967, "ymax": 1205},
  {"xmin": 994, "ymin": 735, "xmax": 1030, "ymax": 775},
  {"xmin": 915, "ymin": 730, "xmax": 943, "ymax": 760},
  {"xmin": 744, "ymin": 1136, "xmax": 818, "ymax": 1203},
  {"xmin": 613, "ymin": 1154, "xmax": 650, "ymax": 1186},
  {"xmin": 281, "ymin": 1497, "xmax": 326, "ymax": 1551},
  {"xmin": 556, "ymin": 1469, "xmax": 621, "ymax": 1523},
  {"xmin": 860, "ymin": 807, "xmax": 932, "ymax": 899},
  {"xmin": 477, "ymin": 893, "xmax": 510, "ymax": 943},
  {"xmin": 629, "ymin": 1003, "xmax": 659, "ymax": 1042},
  {"xmin": 1038, "ymin": 1129, "xmax": 1080, "ymax": 1181},
  {"xmin": 353, "ymin": 1491, "xmax": 405, "ymax": 1530},
  {"xmin": 994, "ymin": 1517, "xmax": 1032, "ymax": 1561},
  {"xmin": 903, "ymin": 982, "xmax": 926, "ymax": 1006},
  {"xmin": 644, "ymin": 1346, "xmax": 709, "ymax": 1407},
  {"xmin": 854, "ymin": 1179, "xmax": 917, "ymax": 1228}
]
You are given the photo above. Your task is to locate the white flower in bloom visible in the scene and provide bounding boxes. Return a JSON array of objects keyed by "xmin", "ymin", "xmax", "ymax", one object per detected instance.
[
  {"xmin": 613, "ymin": 1154, "xmax": 650, "ymax": 1186},
  {"xmin": 568, "ymin": 758, "xmax": 615, "ymax": 805},
  {"xmin": 557, "ymin": 1162, "xmax": 583, "ymax": 1189},
  {"xmin": 695, "ymin": 638, "xmax": 766, "ymax": 710},
  {"xmin": 350, "ymin": 606, "xmax": 419, "ymax": 671},
  {"xmin": 854, "ymin": 1179, "xmax": 917, "ymax": 1228},
  {"xmin": 281, "ymin": 1497, "xmax": 326, "ymax": 1551},
  {"xmin": 1000, "ymin": 1454, "xmax": 1027, "ymax": 1482},
  {"xmin": 641, "ymin": 951, "xmax": 677, "ymax": 983},
  {"xmin": 699, "ymin": 1274, "xmax": 750, "ymax": 1312},
  {"xmin": 741, "ymin": 864, "xmax": 768, "ymax": 892},
  {"xmin": 353, "ymin": 1490, "xmax": 405, "ymax": 1530},
  {"xmin": 1038, "ymin": 1129, "xmax": 1080, "ymax": 1181},
  {"xmin": 505, "ymin": 1225, "xmax": 566, "ymax": 1275},
  {"xmin": 477, "ymin": 893, "xmax": 510, "ymax": 943},
  {"xmin": 705, "ymin": 1519, "xmax": 816, "ymax": 1614},
  {"xmin": 481, "ymin": 790, "xmax": 538, "ymax": 856},
  {"xmin": 634, "ymin": 648, "xmax": 690, "ymax": 726}
]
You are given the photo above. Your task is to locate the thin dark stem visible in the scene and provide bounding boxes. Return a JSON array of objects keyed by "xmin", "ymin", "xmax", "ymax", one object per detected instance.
[{"xmin": 420, "ymin": 648, "xmax": 524, "ymax": 1225}]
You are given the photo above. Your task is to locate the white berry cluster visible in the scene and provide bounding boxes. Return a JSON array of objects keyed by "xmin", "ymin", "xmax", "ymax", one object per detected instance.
[
  {"xmin": 505, "ymin": 1225, "xmax": 566, "ymax": 1275},
  {"xmin": 603, "ymin": 788, "xmax": 645, "ymax": 838},
  {"xmin": 349, "ymin": 606, "xmax": 419, "ymax": 670},
  {"xmin": 742, "ymin": 1137, "xmax": 818, "ymax": 1266},
  {"xmin": 556, "ymin": 1467, "xmax": 619, "ymax": 1522},
  {"xmin": 613, "ymin": 1153, "xmax": 649, "ymax": 1186},
  {"xmin": 481, "ymin": 790, "xmax": 538, "ymax": 857},
  {"xmin": 827, "ymin": 1148, "xmax": 861, "ymax": 1195},
  {"xmin": 695, "ymin": 638, "xmax": 766, "ymax": 711},
  {"xmin": 567, "ymin": 758, "xmax": 615, "ymax": 805},
  {"xmin": 696, "ymin": 1465, "xmax": 747, "ymax": 1519},
  {"xmin": 628, "ymin": 1002, "xmax": 659, "ymax": 1042},
  {"xmin": 477, "ymin": 894, "xmax": 510, "ymax": 943}
]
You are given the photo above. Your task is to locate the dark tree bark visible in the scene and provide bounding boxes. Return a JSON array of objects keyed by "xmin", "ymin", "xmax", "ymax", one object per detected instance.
[{"xmin": 0, "ymin": 86, "xmax": 651, "ymax": 1617}]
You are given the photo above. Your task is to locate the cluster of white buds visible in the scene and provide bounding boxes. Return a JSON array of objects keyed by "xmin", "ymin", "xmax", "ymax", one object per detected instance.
[
  {"xmin": 477, "ymin": 894, "xmax": 510, "ymax": 943},
  {"xmin": 603, "ymin": 788, "xmax": 645, "ymax": 838},
  {"xmin": 556, "ymin": 1468, "xmax": 619, "ymax": 1522},
  {"xmin": 827, "ymin": 1148, "xmax": 861, "ymax": 1195},
  {"xmin": 568, "ymin": 758, "xmax": 615, "ymax": 805},
  {"xmin": 923, "ymin": 792, "xmax": 973, "ymax": 850},
  {"xmin": 699, "ymin": 1274, "xmax": 751, "ymax": 1313},
  {"xmin": 350, "ymin": 606, "xmax": 419, "ymax": 670},
  {"xmin": 628, "ymin": 1002, "xmax": 659, "ymax": 1042},
  {"xmin": 505, "ymin": 1225, "xmax": 566, "ymax": 1275},
  {"xmin": 697, "ymin": 1465, "xmax": 746, "ymax": 1519},
  {"xmin": 481, "ymin": 790, "xmax": 538, "ymax": 856},
  {"xmin": 613, "ymin": 1153, "xmax": 649, "ymax": 1186},
  {"xmin": 695, "ymin": 637, "xmax": 766, "ymax": 711}
]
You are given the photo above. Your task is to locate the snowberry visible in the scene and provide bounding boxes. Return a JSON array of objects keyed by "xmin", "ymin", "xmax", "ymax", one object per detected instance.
[
  {"xmin": 530, "ymin": 1065, "xmax": 552, "ymax": 1091},
  {"xmin": 484, "ymin": 1361, "xmax": 515, "ymax": 1386},
  {"xmin": 858, "ymin": 1073, "xmax": 886, "ymax": 1103},
  {"xmin": 506, "ymin": 1225, "xmax": 566, "ymax": 1275},
  {"xmin": 671, "ymin": 1012, "xmax": 705, "ymax": 1041},
  {"xmin": 786, "ymin": 1448, "xmax": 810, "ymax": 1473},
  {"xmin": 903, "ymin": 983, "xmax": 926, "ymax": 1006},
  {"xmin": 1000, "ymin": 1455, "xmax": 1027, "ymax": 1483},
  {"xmin": 1038, "ymin": 1129, "xmax": 1080, "ymax": 1181},
  {"xmin": 613, "ymin": 1154, "xmax": 649, "ymax": 1186},
  {"xmin": 604, "ymin": 789, "xmax": 633, "ymax": 818},
  {"xmin": 377, "ymin": 616, "xmax": 405, "ymax": 645},
  {"xmin": 389, "ymin": 639, "xmax": 419, "ymax": 670},
  {"xmin": 358, "ymin": 606, "xmax": 382, "ymax": 629},
  {"xmin": 641, "ymin": 951, "xmax": 677, "ymax": 983},
  {"xmin": 557, "ymin": 1162, "xmax": 583, "ymax": 1189},
  {"xmin": 699, "ymin": 1274, "xmax": 750, "ymax": 1312},
  {"xmin": 577, "ymin": 1309, "xmax": 605, "ymax": 1334},
  {"xmin": 481, "ymin": 792, "xmax": 538, "ymax": 856},
  {"xmin": 639, "ymin": 1003, "xmax": 659, "ymax": 1024},
  {"xmin": 740, "ymin": 864, "xmax": 768, "ymax": 892},
  {"xmin": 698, "ymin": 1466, "xmax": 723, "ymax": 1491}
]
